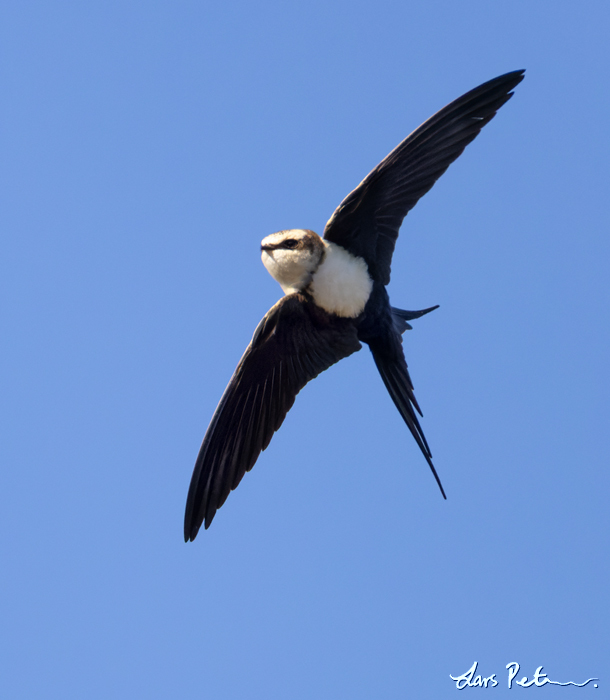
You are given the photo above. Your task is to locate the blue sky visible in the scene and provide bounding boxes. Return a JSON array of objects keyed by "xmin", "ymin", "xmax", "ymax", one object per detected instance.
[{"xmin": 1, "ymin": 1, "xmax": 608, "ymax": 698}]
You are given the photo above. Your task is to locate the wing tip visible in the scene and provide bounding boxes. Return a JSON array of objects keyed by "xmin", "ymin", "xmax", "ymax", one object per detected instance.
[
  {"xmin": 493, "ymin": 69, "xmax": 526, "ymax": 102},
  {"xmin": 184, "ymin": 520, "xmax": 199, "ymax": 542},
  {"xmin": 492, "ymin": 68, "xmax": 526, "ymax": 89}
]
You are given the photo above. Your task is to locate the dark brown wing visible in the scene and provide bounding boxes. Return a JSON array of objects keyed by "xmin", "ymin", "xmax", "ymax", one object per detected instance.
[
  {"xmin": 324, "ymin": 70, "xmax": 525, "ymax": 284},
  {"xmin": 184, "ymin": 294, "xmax": 361, "ymax": 539}
]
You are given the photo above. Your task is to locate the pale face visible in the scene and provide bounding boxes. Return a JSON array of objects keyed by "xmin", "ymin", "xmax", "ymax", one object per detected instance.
[{"xmin": 260, "ymin": 229, "xmax": 324, "ymax": 295}]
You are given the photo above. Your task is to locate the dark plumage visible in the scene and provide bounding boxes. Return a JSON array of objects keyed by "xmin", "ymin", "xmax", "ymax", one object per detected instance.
[
  {"xmin": 324, "ymin": 71, "xmax": 525, "ymax": 285},
  {"xmin": 185, "ymin": 70, "xmax": 525, "ymax": 540},
  {"xmin": 184, "ymin": 295, "xmax": 361, "ymax": 535}
]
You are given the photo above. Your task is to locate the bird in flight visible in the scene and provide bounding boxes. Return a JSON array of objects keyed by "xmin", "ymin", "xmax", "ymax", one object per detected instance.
[{"xmin": 184, "ymin": 70, "xmax": 525, "ymax": 540}]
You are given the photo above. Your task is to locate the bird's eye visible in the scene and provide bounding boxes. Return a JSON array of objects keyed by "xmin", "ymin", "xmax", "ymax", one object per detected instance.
[{"xmin": 283, "ymin": 239, "xmax": 298, "ymax": 249}]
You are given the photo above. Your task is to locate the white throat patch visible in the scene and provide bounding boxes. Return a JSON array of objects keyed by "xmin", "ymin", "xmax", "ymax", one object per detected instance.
[{"xmin": 309, "ymin": 241, "xmax": 373, "ymax": 318}]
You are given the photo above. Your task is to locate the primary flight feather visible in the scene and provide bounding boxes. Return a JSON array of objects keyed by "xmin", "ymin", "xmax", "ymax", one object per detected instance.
[{"xmin": 184, "ymin": 70, "xmax": 525, "ymax": 540}]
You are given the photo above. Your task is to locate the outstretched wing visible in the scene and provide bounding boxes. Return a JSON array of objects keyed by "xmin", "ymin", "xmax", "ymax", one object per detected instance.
[
  {"xmin": 184, "ymin": 294, "xmax": 361, "ymax": 539},
  {"xmin": 324, "ymin": 70, "xmax": 525, "ymax": 285}
]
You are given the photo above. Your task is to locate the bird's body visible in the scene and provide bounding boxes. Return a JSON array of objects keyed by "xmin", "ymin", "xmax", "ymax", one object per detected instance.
[{"xmin": 184, "ymin": 70, "xmax": 525, "ymax": 540}]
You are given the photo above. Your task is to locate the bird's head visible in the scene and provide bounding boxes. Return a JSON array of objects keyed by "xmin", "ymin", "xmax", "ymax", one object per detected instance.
[{"xmin": 261, "ymin": 229, "xmax": 325, "ymax": 295}]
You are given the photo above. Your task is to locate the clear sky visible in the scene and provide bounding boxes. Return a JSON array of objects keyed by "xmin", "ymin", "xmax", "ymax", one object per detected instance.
[{"xmin": 1, "ymin": 1, "xmax": 608, "ymax": 698}]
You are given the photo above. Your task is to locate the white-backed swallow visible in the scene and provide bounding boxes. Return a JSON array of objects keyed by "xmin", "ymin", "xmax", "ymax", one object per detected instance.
[{"xmin": 184, "ymin": 70, "xmax": 525, "ymax": 539}]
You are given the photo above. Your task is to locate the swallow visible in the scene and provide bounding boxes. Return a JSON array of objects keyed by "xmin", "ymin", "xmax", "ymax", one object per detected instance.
[{"xmin": 184, "ymin": 69, "xmax": 524, "ymax": 540}]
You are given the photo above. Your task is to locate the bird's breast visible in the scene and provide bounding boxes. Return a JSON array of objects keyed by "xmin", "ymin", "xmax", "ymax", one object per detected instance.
[{"xmin": 309, "ymin": 241, "xmax": 373, "ymax": 318}]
